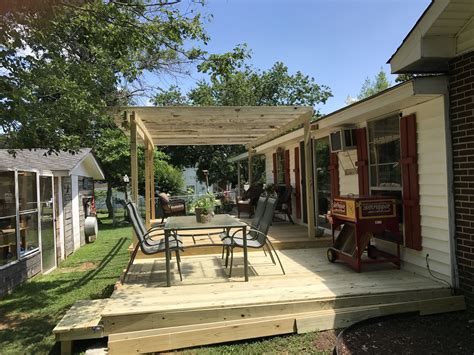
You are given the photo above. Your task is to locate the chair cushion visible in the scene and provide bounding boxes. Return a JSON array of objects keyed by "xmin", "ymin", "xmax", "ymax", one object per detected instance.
[
  {"xmin": 237, "ymin": 200, "xmax": 250, "ymax": 205},
  {"xmin": 158, "ymin": 193, "xmax": 170, "ymax": 204},
  {"xmin": 222, "ymin": 237, "xmax": 262, "ymax": 248},
  {"xmin": 169, "ymin": 205, "xmax": 185, "ymax": 212}
]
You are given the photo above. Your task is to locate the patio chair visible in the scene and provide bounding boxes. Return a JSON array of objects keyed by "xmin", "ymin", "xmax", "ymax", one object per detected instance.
[
  {"xmin": 122, "ymin": 201, "xmax": 183, "ymax": 284},
  {"xmin": 275, "ymin": 185, "xmax": 294, "ymax": 224},
  {"xmin": 236, "ymin": 183, "xmax": 264, "ymax": 218},
  {"xmin": 157, "ymin": 192, "xmax": 186, "ymax": 223},
  {"xmin": 223, "ymin": 197, "xmax": 285, "ymax": 276}
]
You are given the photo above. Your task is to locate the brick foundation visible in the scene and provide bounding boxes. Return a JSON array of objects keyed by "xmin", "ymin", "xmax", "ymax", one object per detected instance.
[{"xmin": 450, "ymin": 51, "xmax": 474, "ymax": 308}]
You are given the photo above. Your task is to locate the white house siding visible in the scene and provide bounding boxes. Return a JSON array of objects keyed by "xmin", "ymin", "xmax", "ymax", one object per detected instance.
[
  {"xmin": 457, "ymin": 17, "xmax": 474, "ymax": 55},
  {"xmin": 373, "ymin": 97, "xmax": 452, "ymax": 281},
  {"xmin": 71, "ymin": 175, "xmax": 81, "ymax": 251},
  {"xmin": 337, "ymin": 149, "xmax": 359, "ymax": 195}
]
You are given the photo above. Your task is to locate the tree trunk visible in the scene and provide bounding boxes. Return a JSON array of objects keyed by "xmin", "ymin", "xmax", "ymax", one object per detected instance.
[{"xmin": 106, "ymin": 184, "xmax": 114, "ymax": 219}]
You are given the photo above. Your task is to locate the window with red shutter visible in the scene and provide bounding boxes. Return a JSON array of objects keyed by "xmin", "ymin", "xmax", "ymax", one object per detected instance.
[
  {"xmin": 294, "ymin": 147, "xmax": 302, "ymax": 219},
  {"xmin": 272, "ymin": 152, "xmax": 277, "ymax": 184}
]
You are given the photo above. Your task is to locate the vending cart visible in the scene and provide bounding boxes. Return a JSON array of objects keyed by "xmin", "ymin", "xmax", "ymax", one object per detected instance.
[{"xmin": 327, "ymin": 195, "xmax": 401, "ymax": 272}]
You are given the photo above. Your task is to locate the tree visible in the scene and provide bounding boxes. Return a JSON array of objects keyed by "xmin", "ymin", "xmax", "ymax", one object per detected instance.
[
  {"xmin": 155, "ymin": 60, "xmax": 332, "ymax": 189},
  {"xmin": 0, "ymin": 1, "xmax": 246, "ymax": 153},
  {"xmin": 357, "ymin": 68, "xmax": 391, "ymax": 100}
]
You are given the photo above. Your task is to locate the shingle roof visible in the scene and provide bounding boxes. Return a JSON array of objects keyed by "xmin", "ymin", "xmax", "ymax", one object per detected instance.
[{"xmin": 0, "ymin": 148, "xmax": 92, "ymax": 172}]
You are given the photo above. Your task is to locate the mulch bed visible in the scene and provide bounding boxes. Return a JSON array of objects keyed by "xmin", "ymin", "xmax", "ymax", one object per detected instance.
[{"xmin": 336, "ymin": 311, "xmax": 474, "ymax": 355}]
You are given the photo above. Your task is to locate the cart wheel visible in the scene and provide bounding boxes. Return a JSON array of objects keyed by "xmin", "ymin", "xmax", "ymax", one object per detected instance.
[{"xmin": 327, "ymin": 248, "xmax": 336, "ymax": 263}]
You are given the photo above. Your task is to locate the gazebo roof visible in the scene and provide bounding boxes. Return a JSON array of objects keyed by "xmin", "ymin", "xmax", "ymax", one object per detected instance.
[{"xmin": 113, "ymin": 106, "xmax": 313, "ymax": 148}]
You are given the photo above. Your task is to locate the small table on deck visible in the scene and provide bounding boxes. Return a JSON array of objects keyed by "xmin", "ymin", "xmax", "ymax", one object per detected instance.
[{"xmin": 163, "ymin": 214, "xmax": 247, "ymax": 287}]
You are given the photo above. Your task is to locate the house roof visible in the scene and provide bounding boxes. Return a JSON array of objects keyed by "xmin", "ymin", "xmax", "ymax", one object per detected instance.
[
  {"xmin": 0, "ymin": 148, "xmax": 105, "ymax": 179},
  {"xmin": 388, "ymin": 0, "xmax": 474, "ymax": 73},
  {"xmin": 113, "ymin": 106, "xmax": 313, "ymax": 148}
]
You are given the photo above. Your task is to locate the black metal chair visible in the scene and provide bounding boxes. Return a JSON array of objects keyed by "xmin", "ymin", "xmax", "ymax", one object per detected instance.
[
  {"xmin": 222, "ymin": 197, "xmax": 285, "ymax": 276},
  {"xmin": 122, "ymin": 201, "xmax": 183, "ymax": 284},
  {"xmin": 275, "ymin": 185, "xmax": 294, "ymax": 224}
]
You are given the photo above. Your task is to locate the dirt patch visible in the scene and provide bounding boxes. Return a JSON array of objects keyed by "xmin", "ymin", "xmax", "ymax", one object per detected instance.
[
  {"xmin": 57, "ymin": 262, "xmax": 97, "ymax": 273},
  {"xmin": 314, "ymin": 329, "xmax": 341, "ymax": 352},
  {"xmin": 337, "ymin": 311, "xmax": 474, "ymax": 355},
  {"xmin": 0, "ymin": 313, "xmax": 29, "ymax": 330}
]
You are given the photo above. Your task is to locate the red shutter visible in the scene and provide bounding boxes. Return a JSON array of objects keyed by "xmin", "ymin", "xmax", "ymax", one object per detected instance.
[
  {"xmin": 400, "ymin": 114, "xmax": 422, "ymax": 250},
  {"xmin": 356, "ymin": 128, "xmax": 370, "ymax": 196},
  {"xmin": 329, "ymin": 152, "xmax": 340, "ymax": 199},
  {"xmin": 284, "ymin": 149, "xmax": 291, "ymax": 213},
  {"xmin": 294, "ymin": 147, "xmax": 302, "ymax": 219},
  {"xmin": 284, "ymin": 149, "xmax": 290, "ymax": 186},
  {"xmin": 272, "ymin": 152, "xmax": 277, "ymax": 184}
]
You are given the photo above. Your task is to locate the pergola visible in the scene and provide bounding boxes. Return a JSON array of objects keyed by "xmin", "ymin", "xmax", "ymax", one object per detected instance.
[{"xmin": 114, "ymin": 106, "xmax": 316, "ymax": 238}]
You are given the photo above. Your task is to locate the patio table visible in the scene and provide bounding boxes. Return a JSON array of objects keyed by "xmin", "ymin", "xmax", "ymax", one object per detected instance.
[{"xmin": 163, "ymin": 214, "xmax": 248, "ymax": 287}]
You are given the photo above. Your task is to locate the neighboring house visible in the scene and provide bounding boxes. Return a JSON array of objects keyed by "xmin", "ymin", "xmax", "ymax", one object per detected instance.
[
  {"xmin": 0, "ymin": 149, "xmax": 104, "ymax": 297},
  {"xmin": 388, "ymin": 0, "xmax": 474, "ymax": 307},
  {"xmin": 182, "ymin": 167, "xmax": 212, "ymax": 195}
]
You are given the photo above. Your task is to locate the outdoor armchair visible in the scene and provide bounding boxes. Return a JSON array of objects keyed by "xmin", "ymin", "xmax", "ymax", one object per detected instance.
[
  {"xmin": 275, "ymin": 185, "xmax": 294, "ymax": 224},
  {"xmin": 236, "ymin": 183, "xmax": 264, "ymax": 218},
  {"xmin": 123, "ymin": 201, "xmax": 184, "ymax": 284},
  {"xmin": 222, "ymin": 197, "xmax": 285, "ymax": 276},
  {"xmin": 157, "ymin": 192, "xmax": 186, "ymax": 223}
]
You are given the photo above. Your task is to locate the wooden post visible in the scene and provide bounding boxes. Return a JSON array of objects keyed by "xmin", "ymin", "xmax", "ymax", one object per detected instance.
[
  {"xmin": 150, "ymin": 144, "xmax": 155, "ymax": 221},
  {"xmin": 130, "ymin": 112, "xmax": 139, "ymax": 245},
  {"xmin": 237, "ymin": 162, "xmax": 241, "ymax": 198},
  {"xmin": 144, "ymin": 139, "xmax": 151, "ymax": 229},
  {"xmin": 304, "ymin": 117, "xmax": 316, "ymax": 238},
  {"xmin": 248, "ymin": 148, "xmax": 253, "ymax": 186}
]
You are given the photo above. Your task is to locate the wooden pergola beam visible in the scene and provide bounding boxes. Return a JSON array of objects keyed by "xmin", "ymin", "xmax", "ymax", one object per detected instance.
[
  {"xmin": 248, "ymin": 110, "xmax": 313, "ymax": 149},
  {"xmin": 130, "ymin": 112, "xmax": 139, "ymax": 246},
  {"xmin": 304, "ymin": 118, "xmax": 316, "ymax": 238}
]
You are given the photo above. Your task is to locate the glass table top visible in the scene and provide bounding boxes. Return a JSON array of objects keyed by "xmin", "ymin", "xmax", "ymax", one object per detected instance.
[{"xmin": 164, "ymin": 214, "xmax": 246, "ymax": 231}]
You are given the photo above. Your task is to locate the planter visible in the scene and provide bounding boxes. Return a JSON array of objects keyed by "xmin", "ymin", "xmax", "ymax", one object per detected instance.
[{"xmin": 195, "ymin": 207, "xmax": 214, "ymax": 223}]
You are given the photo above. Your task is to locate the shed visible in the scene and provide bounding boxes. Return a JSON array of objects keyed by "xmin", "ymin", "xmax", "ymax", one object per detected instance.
[{"xmin": 0, "ymin": 148, "xmax": 104, "ymax": 297}]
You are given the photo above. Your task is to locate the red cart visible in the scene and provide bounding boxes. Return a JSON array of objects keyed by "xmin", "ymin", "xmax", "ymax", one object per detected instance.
[{"xmin": 327, "ymin": 195, "xmax": 401, "ymax": 272}]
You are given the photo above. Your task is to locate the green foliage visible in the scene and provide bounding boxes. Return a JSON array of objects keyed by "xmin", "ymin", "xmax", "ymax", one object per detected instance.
[
  {"xmin": 153, "ymin": 152, "xmax": 184, "ymax": 194},
  {"xmin": 0, "ymin": 0, "xmax": 244, "ymax": 153},
  {"xmin": 357, "ymin": 68, "xmax": 391, "ymax": 100},
  {"xmin": 157, "ymin": 58, "xmax": 332, "ymax": 188},
  {"xmin": 0, "ymin": 220, "xmax": 131, "ymax": 354},
  {"xmin": 189, "ymin": 193, "xmax": 216, "ymax": 215}
]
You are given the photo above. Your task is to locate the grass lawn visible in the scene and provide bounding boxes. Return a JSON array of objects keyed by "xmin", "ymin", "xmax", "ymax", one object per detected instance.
[
  {"xmin": 0, "ymin": 219, "xmax": 131, "ymax": 354},
  {"xmin": 0, "ymin": 217, "xmax": 336, "ymax": 354}
]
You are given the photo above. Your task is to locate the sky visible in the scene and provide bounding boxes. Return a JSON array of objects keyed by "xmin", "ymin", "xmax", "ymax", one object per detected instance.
[{"xmin": 152, "ymin": 0, "xmax": 431, "ymax": 115}]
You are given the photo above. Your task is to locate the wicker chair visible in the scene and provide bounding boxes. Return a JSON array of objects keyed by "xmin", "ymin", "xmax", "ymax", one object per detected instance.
[{"xmin": 157, "ymin": 192, "xmax": 186, "ymax": 223}]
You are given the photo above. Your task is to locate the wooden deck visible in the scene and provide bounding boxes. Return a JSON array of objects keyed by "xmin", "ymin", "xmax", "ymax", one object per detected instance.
[
  {"xmin": 54, "ymin": 248, "xmax": 465, "ymax": 354},
  {"xmin": 135, "ymin": 219, "xmax": 332, "ymax": 258}
]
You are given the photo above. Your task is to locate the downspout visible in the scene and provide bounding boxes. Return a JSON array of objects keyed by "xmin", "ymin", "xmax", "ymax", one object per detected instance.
[{"xmin": 443, "ymin": 90, "xmax": 459, "ymax": 289}]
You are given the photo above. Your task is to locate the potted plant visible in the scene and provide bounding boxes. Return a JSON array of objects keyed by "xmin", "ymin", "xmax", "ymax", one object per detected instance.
[
  {"xmin": 264, "ymin": 183, "xmax": 277, "ymax": 197},
  {"xmin": 193, "ymin": 193, "xmax": 215, "ymax": 223}
]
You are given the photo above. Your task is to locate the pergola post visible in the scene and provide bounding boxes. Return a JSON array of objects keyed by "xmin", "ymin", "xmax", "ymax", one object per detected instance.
[
  {"xmin": 150, "ymin": 144, "xmax": 155, "ymax": 221},
  {"xmin": 130, "ymin": 111, "xmax": 139, "ymax": 245},
  {"xmin": 237, "ymin": 161, "xmax": 241, "ymax": 198},
  {"xmin": 248, "ymin": 148, "xmax": 253, "ymax": 186},
  {"xmin": 304, "ymin": 117, "xmax": 316, "ymax": 238},
  {"xmin": 144, "ymin": 138, "xmax": 151, "ymax": 229}
]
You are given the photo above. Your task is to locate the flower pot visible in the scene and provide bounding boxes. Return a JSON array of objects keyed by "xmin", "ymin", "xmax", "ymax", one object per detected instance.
[{"xmin": 195, "ymin": 207, "xmax": 213, "ymax": 223}]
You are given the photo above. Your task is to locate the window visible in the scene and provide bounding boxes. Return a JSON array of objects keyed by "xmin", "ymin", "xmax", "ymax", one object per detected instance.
[
  {"xmin": 0, "ymin": 171, "xmax": 17, "ymax": 266},
  {"xmin": 368, "ymin": 116, "xmax": 404, "ymax": 226},
  {"xmin": 18, "ymin": 171, "xmax": 39, "ymax": 256},
  {"xmin": 368, "ymin": 116, "xmax": 401, "ymax": 189},
  {"xmin": 276, "ymin": 151, "xmax": 285, "ymax": 185}
]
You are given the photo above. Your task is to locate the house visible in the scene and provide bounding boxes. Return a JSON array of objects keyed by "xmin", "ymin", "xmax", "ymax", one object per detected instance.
[
  {"xmin": 388, "ymin": 0, "xmax": 474, "ymax": 308},
  {"xmin": 0, "ymin": 149, "xmax": 104, "ymax": 297}
]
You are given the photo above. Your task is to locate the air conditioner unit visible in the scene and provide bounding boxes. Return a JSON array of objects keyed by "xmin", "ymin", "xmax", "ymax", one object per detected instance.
[{"xmin": 330, "ymin": 128, "xmax": 357, "ymax": 152}]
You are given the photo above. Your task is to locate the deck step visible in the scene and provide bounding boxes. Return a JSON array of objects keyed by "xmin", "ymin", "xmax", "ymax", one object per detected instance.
[
  {"xmin": 107, "ymin": 295, "xmax": 465, "ymax": 354},
  {"xmin": 100, "ymin": 288, "xmax": 453, "ymax": 334}
]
